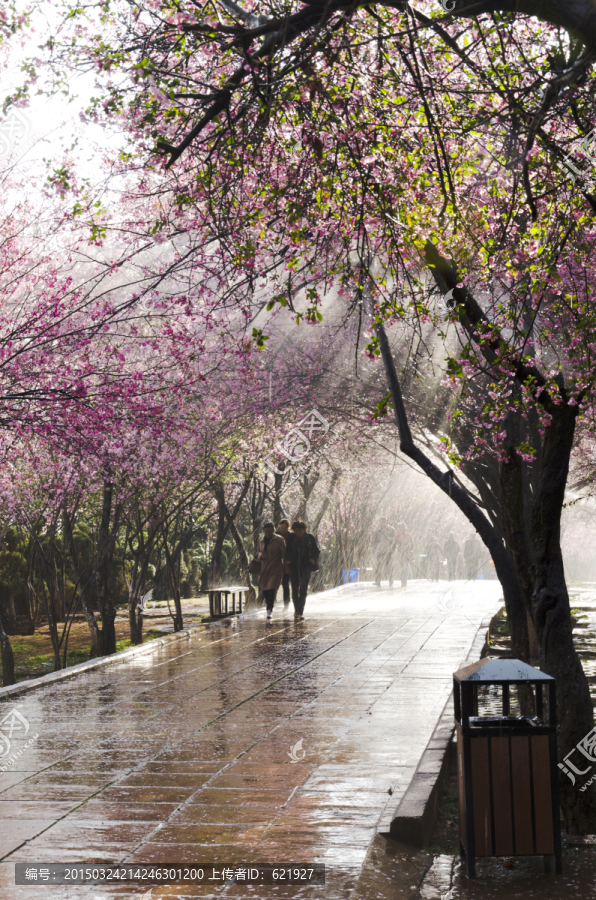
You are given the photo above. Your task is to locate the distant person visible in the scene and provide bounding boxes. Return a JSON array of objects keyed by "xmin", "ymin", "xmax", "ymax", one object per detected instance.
[
  {"xmin": 443, "ymin": 532, "xmax": 460, "ymax": 581},
  {"xmin": 464, "ymin": 533, "xmax": 481, "ymax": 579},
  {"xmin": 257, "ymin": 522, "xmax": 286, "ymax": 620},
  {"xmin": 456, "ymin": 550, "xmax": 466, "ymax": 580},
  {"xmin": 427, "ymin": 539, "xmax": 442, "ymax": 582},
  {"xmin": 396, "ymin": 522, "xmax": 414, "ymax": 587},
  {"xmin": 276, "ymin": 518, "xmax": 295, "ymax": 607},
  {"xmin": 289, "ymin": 520, "xmax": 320, "ymax": 619},
  {"xmin": 373, "ymin": 516, "xmax": 396, "ymax": 586}
]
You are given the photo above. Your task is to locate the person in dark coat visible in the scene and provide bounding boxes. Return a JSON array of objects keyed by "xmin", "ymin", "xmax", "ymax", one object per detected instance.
[
  {"xmin": 289, "ymin": 520, "xmax": 320, "ymax": 619},
  {"xmin": 257, "ymin": 523, "xmax": 286, "ymax": 619},
  {"xmin": 443, "ymin": 532, "xmax": 460, "ymax": 581},
  {"xmin": 276, "ymin": 518, "xmax": 295, "ymax": 606}
]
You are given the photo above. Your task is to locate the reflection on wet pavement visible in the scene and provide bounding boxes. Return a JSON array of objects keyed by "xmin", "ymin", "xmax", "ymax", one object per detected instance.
[{"xmin": 0, "ymin": 580, "xmax": 503, "ymax": 898}]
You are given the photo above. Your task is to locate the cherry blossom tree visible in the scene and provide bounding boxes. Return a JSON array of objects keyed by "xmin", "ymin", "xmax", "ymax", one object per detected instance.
[{"xmin": 11, "ymin": 0, "xmax": 596, "ymax": 829}]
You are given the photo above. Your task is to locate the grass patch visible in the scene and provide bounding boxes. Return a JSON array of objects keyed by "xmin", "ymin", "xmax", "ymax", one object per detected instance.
[
  {"xmin": 7, "ymin": 622, "xmax": 172, "ymax": 683},
  {"xmin": 115, "ymin": 630, "xmax": 164, "ymax": 653}
]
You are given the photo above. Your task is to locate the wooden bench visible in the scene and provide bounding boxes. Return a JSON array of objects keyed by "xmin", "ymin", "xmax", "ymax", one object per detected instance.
[{"xmin": 208, "ymin": 585, "xmax": 247, "ymax": 618}]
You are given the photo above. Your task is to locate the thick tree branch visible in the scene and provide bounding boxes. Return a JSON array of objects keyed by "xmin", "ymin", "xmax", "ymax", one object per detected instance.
[
  {"xmin": 423, "ymin": 240, "xmax": 552, "ymax": 400},
  {"xmin": 159, "ymin": 0, "xmax": 596, "ymax": 166}
]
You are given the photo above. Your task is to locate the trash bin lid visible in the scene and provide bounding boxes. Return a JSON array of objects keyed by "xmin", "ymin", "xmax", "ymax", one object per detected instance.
[
  {"xmin": 468, "ymin": 715, "xmax": 542, "ymax": 727},
  {"xmin": 454, "ymin": 657, "xmax": 554, "ymax": 683}
]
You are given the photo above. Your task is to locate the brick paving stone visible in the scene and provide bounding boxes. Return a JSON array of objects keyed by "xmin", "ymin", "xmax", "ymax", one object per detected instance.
[{"xmin": 0, "ymin": 579, "xmax": 502, "ymax": 898}]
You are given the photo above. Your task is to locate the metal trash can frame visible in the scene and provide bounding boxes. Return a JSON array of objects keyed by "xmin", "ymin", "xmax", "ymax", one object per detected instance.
[{"xmin": 453, "ymin": 657, "xmax": 562, "ymax": 878}]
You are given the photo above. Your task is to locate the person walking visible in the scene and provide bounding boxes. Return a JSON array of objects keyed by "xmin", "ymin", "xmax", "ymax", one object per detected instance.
[
  {"xmin": 396, "ymin": 522, "xmax": 414, "ymax": 587},
  {"xmin": 443, "ymin": 532, "xmax": 460, "ymax": 581},
  {"xmin": 276, "ymin": 518, "xmax": 295, "ymax": 607},
  {"xmin": 257, "ymin": 522, "xmax": 286, "ymax": 620},
  {"xmin": 372, "ymin": 516, "xmax": 396, "ymax": 586},
  {"xmin": 289, "ymin": 520, "xmax": 320, "ymax": 620},
  {"xmin": 456, "ymin": 550, "xmax": 466, "ymax": 580},
  {"xmin": 463, "ymin": 533, "xmax": 481, "ymax": 579},
  {"xmin": 427, "ymin": 538, "xmax": 442, "ymax": 582}
]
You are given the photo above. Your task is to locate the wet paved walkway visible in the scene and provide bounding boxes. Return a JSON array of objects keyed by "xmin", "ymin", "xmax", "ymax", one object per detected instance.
[{"xmin": 0, "ymin": 580, "xmax": 503, "ymax": 899}]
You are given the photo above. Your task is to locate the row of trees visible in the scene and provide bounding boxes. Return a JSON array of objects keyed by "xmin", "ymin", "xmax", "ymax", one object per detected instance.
[{"xmin": 0, "ymin": 0, "xmax": 595, "ymax": 831}]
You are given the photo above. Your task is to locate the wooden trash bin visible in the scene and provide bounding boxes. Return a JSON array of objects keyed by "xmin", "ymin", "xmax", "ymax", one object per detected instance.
[{"xmin": 453, "ymin": 658, "xmax": 562, "ymax": 878}]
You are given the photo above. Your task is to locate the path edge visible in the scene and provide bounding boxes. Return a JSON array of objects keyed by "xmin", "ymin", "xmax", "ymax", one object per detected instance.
[
  {"xmin": 377, "ymin": 609, "xmax": 497, "ymax": 846},
  {"xmin": 0, "ymin": 583, "xmax": 352, "ymax": 703},
  {"xmin": 0, "ymin": 604, "xmax": 276, "ymax": 703}
]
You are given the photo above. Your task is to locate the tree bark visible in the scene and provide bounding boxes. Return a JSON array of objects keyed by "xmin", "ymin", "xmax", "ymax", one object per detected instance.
[
  {"xmin": 311, "ymin": 469, "xmax": 339, "ymax": 536},
  {"xmin": 163, "ymin": 520, "xmax": 199, "ymax": 632},
  {"xmin": 63, "ymin": 510, "xmax": 103, "ymax": 657},
  {"xmin": 374, "ymin": 307, "xmax": 531, "ymax": 659},
  {"xmin": 423, "ymin": 241, "xmax": 596, "ymax": 830},
  {"xmin": 209, "ymin": 484, "xmax": 228, "ymax": 588},
  {"xmin": 0, "ymin": 608, "xmax": 15, "ymax": 686},
  {"xmin": 127, "ymin": 509, "xmax": 161, "ymax": 645},
  {"xmin": 272, "ymin": 469, "xmax": 285, "ymax": 525},
  {"xmin": 530, "ymin": 403, "xmax": 596, "ymax": 832},
  {"xmin": 222, "ymin": 502, "xmax": 257, "ymax": 606},
  {"xmin": 96, "ymin": 482, "xmax": 121, "ymax": 656}
]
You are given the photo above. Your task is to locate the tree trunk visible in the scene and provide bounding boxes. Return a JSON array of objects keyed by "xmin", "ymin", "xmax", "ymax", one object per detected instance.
[
  {"xmin": 311, "ymin": 470, "xmax": 340, "ymax": 536},
  {"xmin": 0, "ymin": 609, "xmax": 15, "ymax": 686},
  {"xmin": 294, "ymin": 473, "xmax": 319, "ymax": 522},
  {"xmin": 272, "ymin": 469, "xmax": 285, "ymax": 524},
  {"xmin": 223, "ymin": 502, "xmax": 257, "ymax": 606},
  {"xmin": 209, "ymin": 485, "xmax": 227, "ymax": 588},
  {"xmin": 26, "ymin": 536, "xmax": 40, "ymax": 630},
  {"xmin": 50, "ymin": 550, "xmax": 65, "ymax": 624},
  {"xmin": 128, "ymin": 566, "xmax": 145, "ymax": 646},
  {"xmin": 127, "ymin": 510, "xmax": 160, "ymax": 646},
  {"xmin": 63, "ymin": 510, "xmax": 103, "ymax": 657},
  {"xmin": 38, "ymin": 561, "xmax": 62, "ymax": 671},
  {"xmin": 422, "ymin": 241, "xmax": 596, "ymax": 831},
  {"xmin": 530, "ymin": 403, "xmax": 596, "ymax": 833},
  {"xmin": 95, "ymin": 482, "xmax": 121, "ymax": 656},
  {"xmin": 163, "ymin": 528, "xmax": 185, "ymax": 632},
  {"xmin": 248, "ymin": 479, "xmax": 267, "ymax": 554},
  {"xmin": 374, "ymin": 310, "xmax": 531, "ymax": 657}
]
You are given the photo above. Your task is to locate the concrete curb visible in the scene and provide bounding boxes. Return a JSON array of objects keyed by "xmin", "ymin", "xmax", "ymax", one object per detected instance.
[
  {"xmin": 0, "ymin": 623, "xmax": 211, "ymax": 702},
  {"xmin": 378, "ymin": 609, "xmax": 500, "ymax": 846}
]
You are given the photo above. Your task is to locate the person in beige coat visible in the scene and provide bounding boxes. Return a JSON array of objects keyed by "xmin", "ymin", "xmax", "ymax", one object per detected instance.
[{"xmin": 257, "ymin": 523, "xmax": 286, "ymax": 619}]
